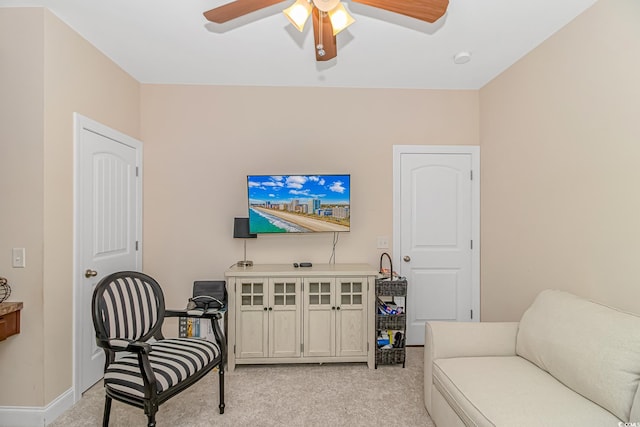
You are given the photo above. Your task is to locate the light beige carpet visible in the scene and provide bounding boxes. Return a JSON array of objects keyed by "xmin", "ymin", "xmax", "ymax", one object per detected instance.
[{"xmin": 51, "ymin": 347, "xmax": 433, "ymax": 426}]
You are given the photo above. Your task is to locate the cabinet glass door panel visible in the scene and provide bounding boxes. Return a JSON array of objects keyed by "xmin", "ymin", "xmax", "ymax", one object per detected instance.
[
  {"xmin": 273, "ymin": 280, "xmax": 296, "ymax": 306},
  {"xmin": 241, "ymin": 282, "xmax": 264, "ymax": 306},
  {"xmin": 340, "ymin": 280, "xmax": 364, "ymax": 306}
]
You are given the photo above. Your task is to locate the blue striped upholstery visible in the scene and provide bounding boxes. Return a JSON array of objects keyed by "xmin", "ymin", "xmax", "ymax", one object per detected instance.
[{"xmin": 104, "ymin": 338, "xmax": 220, "ymax": 398}]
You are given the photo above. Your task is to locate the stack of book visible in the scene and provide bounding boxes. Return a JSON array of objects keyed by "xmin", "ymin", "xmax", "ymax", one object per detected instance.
[{"xmin": 178, "ymin": 317, "xmax": 217, "ymax": 342}]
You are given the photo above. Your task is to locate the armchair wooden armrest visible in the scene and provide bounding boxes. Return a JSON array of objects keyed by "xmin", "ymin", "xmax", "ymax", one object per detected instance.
[
  {"xmin": 165, "ymin": 308, "xmax": 226, "ymax": 319},
  {"xmin": 100, "ymin": 338, "xmax": 152, "ymax": 353}
]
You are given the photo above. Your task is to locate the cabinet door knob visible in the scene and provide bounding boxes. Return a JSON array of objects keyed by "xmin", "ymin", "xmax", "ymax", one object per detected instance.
[
  {"xmin": 403, "ymin": 255, "xmax": 411, "ymax": 262},
  {"xmin": 336, "ymin": 306, "xmax": 341, "ymax": 310},
  {"xmin": 85, "ymin": 269, "xmax": 98, "ymax": 278},
  {"xmin": 263, "ymin": 307, "xmax": 268, "ymax": 311},
  {"xmin": 268, "ymin": 307, "xmax": 273, "ymax": 311},
  {"xmin": 331, "ymin": 306, "xmax": 336, "ymax": 310}
]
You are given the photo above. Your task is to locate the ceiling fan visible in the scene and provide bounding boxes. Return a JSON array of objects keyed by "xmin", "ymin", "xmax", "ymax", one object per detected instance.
[{"xmin": 203, "ymin": 0, "xmax": 449, "ymax": 61}]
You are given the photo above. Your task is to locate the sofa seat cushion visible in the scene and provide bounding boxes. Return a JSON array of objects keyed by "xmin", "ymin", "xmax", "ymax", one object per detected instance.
[{"xmin": 433, "ymin": 356, "xmax": 620, "ymax": 427}]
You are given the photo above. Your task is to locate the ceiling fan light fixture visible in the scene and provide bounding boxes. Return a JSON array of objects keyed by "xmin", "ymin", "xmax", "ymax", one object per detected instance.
[
  {"xmin": 283, "ymin": 0, "xmax": 313, "ymax": 32},
  {"xmin": 327, "ymin": 2, "xmax": 355, "ymax": 35}
]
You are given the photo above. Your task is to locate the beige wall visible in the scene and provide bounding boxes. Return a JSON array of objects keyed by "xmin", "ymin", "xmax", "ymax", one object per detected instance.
[
  {"xmin": 479, "ymin": 0, "xmax": 640, "ymax": 320},
  {"xmin": 140, "ymin": 85, "xmax": 479, "ymax": 310},
  {"xmin": 0, "ymin": 7, "xmax": 46, "ymax": 407},
  {"xmin": 0, "ymin": 8, "xmax": 140, "ymax": 407},
  {"xmin": 42, "ymin": 9, "xmax": 140, "ymax": 404}
]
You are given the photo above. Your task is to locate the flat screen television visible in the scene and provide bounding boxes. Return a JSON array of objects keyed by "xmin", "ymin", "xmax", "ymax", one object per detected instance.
[{"xmin": 247, "ymin": 174, "xmax": 350, "ymax": 234}]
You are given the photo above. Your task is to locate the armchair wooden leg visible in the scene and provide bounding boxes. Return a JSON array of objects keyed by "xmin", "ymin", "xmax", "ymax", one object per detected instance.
[
  {"xmin": 102, "ymin": 396, "xmax": 112, "ymax": 427},
  {"xmin": 144, "ymin": 400, "xmax": 158, "ymax": 427},
  {"xmin": 211, "ymin": 316, "xmax": 226, "ymax": 414},
  {"xmin": 218, "ymin": 367, "xmax": 225, "ymax": 414}
]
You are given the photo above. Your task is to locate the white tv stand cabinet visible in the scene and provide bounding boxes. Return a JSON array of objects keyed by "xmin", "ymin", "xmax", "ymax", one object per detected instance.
[{"xmin": 224, "ymin": 263, "xmax": 378, "ymax": 371}]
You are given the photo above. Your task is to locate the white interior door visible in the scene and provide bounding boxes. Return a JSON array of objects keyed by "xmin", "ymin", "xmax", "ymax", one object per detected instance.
[
  {"xmin": 393, "ymin": 146, "xmax": 480, "ymax": 345},
  {"xmin": 74, "ymin": 114, "xmax": 142, "ymax": 399}
]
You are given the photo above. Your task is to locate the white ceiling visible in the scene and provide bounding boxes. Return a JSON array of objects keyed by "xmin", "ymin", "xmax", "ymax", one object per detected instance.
[{"xmin": 1, "ymin": 0, "xmax": 598, "ymax": 89}]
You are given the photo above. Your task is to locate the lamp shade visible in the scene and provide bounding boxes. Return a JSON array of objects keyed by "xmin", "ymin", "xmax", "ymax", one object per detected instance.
[
  {"xmin": 283, "ymin": 0, "xmax": 312, "ymax": 32},
  {"xmin": 327, "ymin": 2, "xmax": 354, "ymax": 35},
  {"xmin": 233, "ymin": 217, "xmax": 257, "ymax": 239}
]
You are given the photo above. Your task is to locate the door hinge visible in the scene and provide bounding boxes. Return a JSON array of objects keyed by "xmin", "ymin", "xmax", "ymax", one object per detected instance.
[
  {"xmin": 470, "ymin": 170, "xmax": 473, "ymax": 180},
  {"xmin": 367, "ymin": 342, "xmax": 369, "ymax": 352},
  {"xmin": 301, "ymin": 343, "xmax": 304, "ymax": 352},
  {"xmin": 470, "ymin": 240, "xmax": 473, "ymax": 250},
  {"xmin": 470, "ymin": 309, "xmax": 473, "ymax": 319},
  {"xmin": 233, "ymin": 345, "xmax": 236, "ymax": 354},
  {"xmin": 136, "ymin": 166, "xmax": 139, "ymax": 177},
  {"xmin": 135, "ymin": 241, "xmax": 139, "ymax": 251}
]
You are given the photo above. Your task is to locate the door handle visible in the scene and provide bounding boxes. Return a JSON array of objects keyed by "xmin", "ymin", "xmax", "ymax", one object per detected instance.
[
  {"xmin": 403, "ymin": 256, "xmax": 411, "ymax": 262},
  {"xmin": 85, "ymin": 269, "xmax": 98, "ymax": 278}
]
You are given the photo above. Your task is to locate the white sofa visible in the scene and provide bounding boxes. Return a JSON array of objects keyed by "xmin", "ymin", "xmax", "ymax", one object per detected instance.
[{"xmin": 424, "ymin": 289, "xmax": 640, "ymax": 427}]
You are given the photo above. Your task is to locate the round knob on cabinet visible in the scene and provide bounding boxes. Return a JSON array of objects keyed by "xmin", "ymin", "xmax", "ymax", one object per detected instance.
[{"xmin": 403, "ymin": 256, "xmax": 411, "ymax": 262}]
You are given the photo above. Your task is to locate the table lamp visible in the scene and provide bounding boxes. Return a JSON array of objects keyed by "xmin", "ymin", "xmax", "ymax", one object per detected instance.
[{"xmin": 234, "ymin": 217, "xmax": 257, "ymax": 267}]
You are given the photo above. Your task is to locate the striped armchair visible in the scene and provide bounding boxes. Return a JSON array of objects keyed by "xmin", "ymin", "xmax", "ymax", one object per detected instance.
[{"xmin": 92, "ymin": 271, "xmax": 225, "ymax": 427}]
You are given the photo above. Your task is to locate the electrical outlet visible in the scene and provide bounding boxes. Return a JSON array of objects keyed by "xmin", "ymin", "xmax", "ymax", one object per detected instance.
[
  {"xmin": 12, "ymin": 248, "xmax": 26, "ymax": 268},
  {"xmin": 377, "ymin": 236, "xmax": 389, "ymax": 249}
]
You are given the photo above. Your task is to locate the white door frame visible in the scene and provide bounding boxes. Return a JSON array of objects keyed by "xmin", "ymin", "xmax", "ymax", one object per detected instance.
[
  {"xmin": 392, "ymin": 145, "xmax": 480, "ymax": 322},
  {"xmin": 72, "ymin": 113, "xmax": 143, "ymax": 402}
]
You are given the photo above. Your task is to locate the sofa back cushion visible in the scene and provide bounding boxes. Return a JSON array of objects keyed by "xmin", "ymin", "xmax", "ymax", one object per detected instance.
[{"xmin": 516, "ymin": 289, "xmax": 640, "ymax": 421}]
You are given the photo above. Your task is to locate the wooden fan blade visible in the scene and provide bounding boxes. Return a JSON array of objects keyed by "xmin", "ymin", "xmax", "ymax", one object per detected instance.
[
  {"xmin": 352, "ymin": 0, "xmax": 449, "ymax": 23},
  {"xmin": 203, "ymin": 0, "xmax": 286, "ymax": 23},
  {"xmin": 312, "ymin": 8, "xmax": 337, "ymax": 61}
]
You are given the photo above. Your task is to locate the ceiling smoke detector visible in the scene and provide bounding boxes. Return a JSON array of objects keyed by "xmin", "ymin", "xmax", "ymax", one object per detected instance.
[{"xmin": 453, "ymin": 52, "xmax": 472, "ymax": 65}]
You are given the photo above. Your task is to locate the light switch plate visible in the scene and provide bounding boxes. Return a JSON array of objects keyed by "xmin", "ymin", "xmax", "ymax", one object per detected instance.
[{"xmin": 12, "ymin": 248, "xmax": 25, "ymax": 268}]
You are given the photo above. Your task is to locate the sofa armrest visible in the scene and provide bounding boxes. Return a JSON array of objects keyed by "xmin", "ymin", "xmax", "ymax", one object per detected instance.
[{"xmin": 424, "ymin": 321, "xmax": 519, "ymax": 414}]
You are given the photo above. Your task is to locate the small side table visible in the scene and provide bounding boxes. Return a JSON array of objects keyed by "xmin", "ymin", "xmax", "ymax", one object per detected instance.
[{"xmin": 0, "ymin": 301, "xmax": 23, "ymax": 341}]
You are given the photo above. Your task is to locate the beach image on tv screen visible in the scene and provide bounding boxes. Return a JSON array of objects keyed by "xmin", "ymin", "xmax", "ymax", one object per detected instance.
[{"xmin": 247, "ymin": 175, "xmax": 350, "ymax": 233}]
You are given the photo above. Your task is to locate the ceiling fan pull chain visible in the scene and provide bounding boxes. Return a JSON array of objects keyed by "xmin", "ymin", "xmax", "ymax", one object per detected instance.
[{"xmin": 317, "ymin": 11, "xmax": 325, "ymax": 57}]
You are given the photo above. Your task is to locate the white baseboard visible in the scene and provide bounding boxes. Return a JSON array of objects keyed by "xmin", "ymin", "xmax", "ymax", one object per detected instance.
[{"xmin": 0, "ymin": 388, "xmax": 74, "ymax": 427}]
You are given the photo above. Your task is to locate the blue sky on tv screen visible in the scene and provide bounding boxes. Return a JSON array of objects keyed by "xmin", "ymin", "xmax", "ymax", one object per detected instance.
[{"xmin": 248, "ymin": 175, "xmax": 350, "ymax": 205}]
